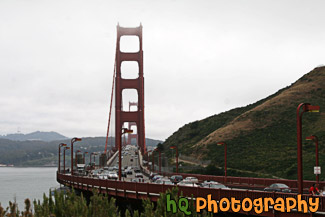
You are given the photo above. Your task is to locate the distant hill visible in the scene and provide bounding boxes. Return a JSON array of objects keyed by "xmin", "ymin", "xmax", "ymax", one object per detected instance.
[
  {"xmin": 0, "ymin": 131, "xmax": 68, "ymax": 142},
  {"xmin": 162, "ymin": 66, "xmax": 325, "ymax": 180},
  {"xmin": 0, "ymin": 136, "xmax": 162, "ymax": 166}
]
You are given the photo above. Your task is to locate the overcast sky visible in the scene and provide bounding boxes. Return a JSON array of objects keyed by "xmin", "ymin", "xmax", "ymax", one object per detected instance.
[{"xmin": 0, "ymin": 0, "xmax": 324, "ymax": 140}]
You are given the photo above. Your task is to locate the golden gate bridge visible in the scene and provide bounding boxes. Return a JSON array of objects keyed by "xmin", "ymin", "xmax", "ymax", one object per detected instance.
[{"xmin": 57, "ymin": 24, "xmax": 325, "ymax": 217}]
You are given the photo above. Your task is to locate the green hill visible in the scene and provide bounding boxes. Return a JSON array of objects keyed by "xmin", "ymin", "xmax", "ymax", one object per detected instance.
[{"xmin": 162, "ymin": 66, "xmax": 325, "ymax": 180}]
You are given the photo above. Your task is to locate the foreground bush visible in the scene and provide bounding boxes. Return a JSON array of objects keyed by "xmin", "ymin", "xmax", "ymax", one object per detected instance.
[{"xmin": 0, "ymin": 188, "xmax": 211, "ymax": 217}]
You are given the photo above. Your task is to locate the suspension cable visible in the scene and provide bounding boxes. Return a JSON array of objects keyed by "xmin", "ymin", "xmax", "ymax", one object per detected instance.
[{"xmin": 104, "ymin": 43, "xmax": 117, "ymax": 154}]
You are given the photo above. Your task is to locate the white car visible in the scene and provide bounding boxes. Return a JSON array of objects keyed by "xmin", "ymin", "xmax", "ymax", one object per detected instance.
[
  {"xmin": 108, "ymin": 172, "xmax": 118, "ymax": 180},
  {"xmin": 184, "ymin": 177, "xmax": 199, "ymax": 184},
  {"xmin": 201, "ymin": 181, "xmax": 229, "ymax": 189},
  {"xmin": 98, "ymin": 174, "xmax": 108, "ymax": 179},
  {"xmin": 177, "ymin": 180, "xmax": 198, "ymax": 187},
  {"xmin": 135, "ymin": 173, "xmax": 143, "ymax": 178},
  {"xmin": 155, "ymin": 179, "xmax": 174, "ymax": 185}
]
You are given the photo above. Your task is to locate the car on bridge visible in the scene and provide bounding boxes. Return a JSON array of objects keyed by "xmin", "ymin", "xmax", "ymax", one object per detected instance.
[
  {"xmin": 152, "ymin": 175, "xmax": 163, "ymax": 182},
  {"xmin": 177, "ymin": 180, "xmax": 199, "ymax": 187},
  {"xmin": 131, "ymin": 178, "xmax": 145, "ymax": 183},
  {"xmin": 98, "ymin": 174, "xmax": 108, "ymax": 179},
  {"xmin": 135, "ymin": 173, "xmax": 143, "ymax": 178},
  {"xmin": 201, "ymin": 181, "xmax": 229, "ymax": 189},
  {"xmin": 149, "ymin": 172, "xmax": 158, "ymax": 180},
  {"xmin": 121, "ymin": 171, "xmax": 127, "ymax": 178},
  {"xmin": 91, "ymin": 169, "xmax": 101, "ymax": 178},
  {"xmin": 155, "ymin": 178, "xmax": 174, "ymax": 185},
  {"xmin": 264, "ymin": 183, "xmax": 291, "ymax": 193},
  {"xmin": 108, "ymin": 171, "xmax": 118, "ymax": 180},
  {"xmin": 170, "ymin": 175, "xmax": 183, "ymax": 184},
  {"xmin": 184, "ymin": 177, "xmax": 199, "ymax": 184}
]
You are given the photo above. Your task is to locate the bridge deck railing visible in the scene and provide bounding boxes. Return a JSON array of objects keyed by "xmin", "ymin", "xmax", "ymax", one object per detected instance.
[
  {"xmin": 158, "ymin": 171, "xmax": 325, "ymax": 190},
  {"xmin": 137, "ymin": 151, "xmax": 324, "ymax": 190},
  {"xmin": 57, "ymin": 172, "xmax": 325, "ymax": 215}
]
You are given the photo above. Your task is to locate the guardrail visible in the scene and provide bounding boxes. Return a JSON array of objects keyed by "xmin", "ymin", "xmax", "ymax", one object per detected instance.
[
  {"xmin": 57, "ymin": 172, "xmax": 325, "ymax": 216},
  {"xmin": 136, "ymin": 150, "xmax": 324, "ymax": 191},
  {"xmin": 157, "ymin": 171, "xmax": 325, "ymax": 192}
]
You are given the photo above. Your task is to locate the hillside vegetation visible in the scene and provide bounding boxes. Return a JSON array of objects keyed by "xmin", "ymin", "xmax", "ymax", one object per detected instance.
[{"xmin": 162, "ymin": 66, "xmax": 325, "ymax": 180}]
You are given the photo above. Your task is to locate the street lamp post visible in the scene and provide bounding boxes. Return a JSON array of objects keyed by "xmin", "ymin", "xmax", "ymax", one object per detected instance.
[
  {"xmin": 306, "ymin": 135, "xmax": 320, "ymax": 184},
  {"xmin": 297, "ymin": 103, "xmax": 320, "ymax": 194},
  {"xmin": 217, "ymin": 142, "xmax": 227, "ymax": 184},
  {"xmin": 170, "ymin": 146, "xmax": 179, "ymax": 173},
  {"xmin": 147, "ymin": 150, "xmax": 152, "ymax": 172},
  {"xmin": 58, "ymin": 143, "xmax": 67, "ymax": 173},
  {"xmin": 71, "ymin": 137, "xmax": 82, "ymax": 176},
  {"xmin": 90, "ymin": 152, "xmax": 97, "ymax": 168},
  {"xmin": 159, "ymin": 151, "xmax": 161, "ymax": 173},
  {"xmin": 83, "ymin": 152, "xmax": 89, "ymax": 164},
  {"xmin": 118, "ymin": 128, "xmax": 133, "ymax": 180},
  {"xmin": 75, "ymin": 150, "xmax": 81, "ymax": 168},
  {"xmin": 151, "ymin": 150, "xmax": 155, "ymax": 172},
  {"xmin": 63, "ymin": 147, "xmax": 70, "ymax": 174},
  {"xmin": 90, "ymin": 153, "xmax": 92, "ymax": 166},
  {"xmin": 154, "ymin": 148, "xmax": 161, "ymax": 174}
]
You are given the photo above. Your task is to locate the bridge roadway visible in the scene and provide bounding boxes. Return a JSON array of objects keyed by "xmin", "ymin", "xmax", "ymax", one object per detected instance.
[
  {"xmin": 57, "ymin": 148, "xmax": 325, "ymax": 217},
  {"xmin": 107, "ymin": 146, "xmax": 150, "ymax": 182}
]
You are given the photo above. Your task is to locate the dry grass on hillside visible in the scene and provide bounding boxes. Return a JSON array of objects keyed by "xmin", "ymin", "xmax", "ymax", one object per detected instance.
[{"xmin": 193, "ymin": 67, "xmax": 325, "ymax": 151}]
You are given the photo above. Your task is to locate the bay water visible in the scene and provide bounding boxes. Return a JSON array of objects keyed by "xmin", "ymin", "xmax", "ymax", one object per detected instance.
[{"xmin": 0, "ymin": 167, "xmax": 59, "ymax": 209}]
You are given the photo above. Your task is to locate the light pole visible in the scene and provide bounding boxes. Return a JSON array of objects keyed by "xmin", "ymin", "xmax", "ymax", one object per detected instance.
[
  {"xmin": 63, "ymin": 147, "xmax": 70, "ymax": 174},
  {"xmin": 90, "ymin": 153, "xmax": 92, "ymax": 165},
  {"xmin": 119, "ymin": 128, "xmax": 133, "ymax": 180},
  {"xmin": 154, "ymin": 148, "xmax": 161, "ymax": 174},
  {"xmin": 152, "ymin": 150, "xmax": 155, "ymax": 172},
  {"xmin": 170, "ymin": 146, "xmax": 179, "ymax": 173},
  {"xmin": 306, "ymin": 135, "xmax": 320, "ymax": 184},
  {"xmin": 90, "ymin": 152, "xmax": 98, "ymax": 168},
  {"xmin": 297, "ymin": 103, "xmax": 320, "ymax": 194},
  {"xmin": 146, "ymin": 150, "xmax": 152, "ymax": 172},
  {"xmin": 58, "ymin": 143, "xmax": 67, "ymax": 173},
  {"xmin": 83, "ymin": 152, "xmax": 89, "ymax": 164},
  {"xmin": 75, "ymin": 150, "xmax": 81, "ymax": 168},
  {"xmin": 71, "ymin": 137, "xmax": 82, "ymax": 176},
  {"xmin": 217, "ymin": 142, "xmax": 227, "ymax": 184},
  {"xmin": 159, "ymin": 150, "xmax": 161, "ymax": 174}
]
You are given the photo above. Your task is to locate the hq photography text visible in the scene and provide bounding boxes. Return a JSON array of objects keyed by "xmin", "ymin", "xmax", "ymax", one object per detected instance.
[{"xmin": 166, "ymin": 194, "xmax": 319, "ymax": 215}]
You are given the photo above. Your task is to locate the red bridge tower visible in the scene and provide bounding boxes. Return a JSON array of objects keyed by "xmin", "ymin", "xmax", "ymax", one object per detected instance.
[{"xmin": 115, "ymin": 24, "xmax": 146, "ymax": 161}]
